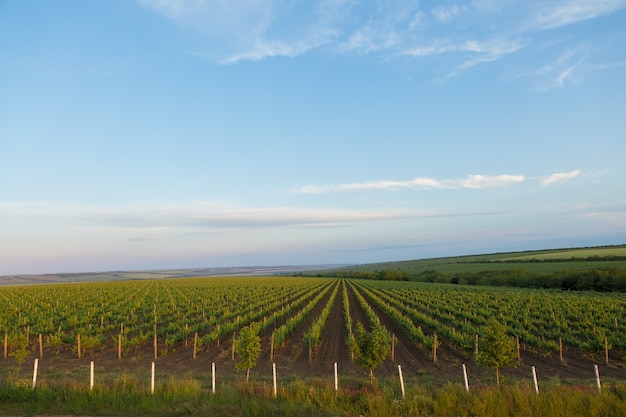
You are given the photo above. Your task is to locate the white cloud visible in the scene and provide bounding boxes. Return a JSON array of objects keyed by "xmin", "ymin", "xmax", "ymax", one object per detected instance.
[
  {"xmin": 220, "ymin": 40, "xmax": 313, "ymax": 64},
  {"xmin": 295, "ymin": 177, "xmax": 453, "ymax": 194},
  {"xmin": 541, "ymin": 169, "xmax": 581, "ymax": 185},
  {"xmin": 139, "ymin": 0, "xmax": 277, "ymax": 41},
  {"xmin": 295, "ymin": 170, "xmax": 589, "ymax": 194},
  {"xmin": 141, "ymin": 0, "xmax": 354, "ymax": 63},
  {"xmin": 404, "ymin": 38, "xmax": 526, "ymax": 80},
  {"xmin": 293, "ymin": 173, "xmax": 528, "ymax": 193},
  {"xmin": 0, "ymin": 201, "xmax": 445, "ymax": 232},
  {"xmin": 527, "ymin": 0, "xmax": 626, "ymax": 30},
  {"xmin": 138, "ymin": 0, "xmax": 626, "ymax": 86},
  {"xmin": 459, "ymin": 174, "xmax": 526, "ymax": 189},
  {"xmin": 431, "ymin": 4, "xmax": 468, "ymax": 22}
]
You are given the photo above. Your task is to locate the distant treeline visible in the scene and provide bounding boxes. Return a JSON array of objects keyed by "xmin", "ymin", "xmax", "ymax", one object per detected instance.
[
  {"xmin": 463, "ymin": 255, "xmax": 626, "ymax": 263},
  {"xmin": 310, "ymin": 267, "xmax": 626, "ymax": 292}
]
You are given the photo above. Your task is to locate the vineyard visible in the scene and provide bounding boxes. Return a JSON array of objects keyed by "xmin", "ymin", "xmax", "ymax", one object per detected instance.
[{"xmin": 1, "ymin": 276, "xmax": 625, "ymax": 388}]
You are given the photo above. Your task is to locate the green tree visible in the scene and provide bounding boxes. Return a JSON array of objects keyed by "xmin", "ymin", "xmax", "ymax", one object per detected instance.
[
  {"xmin": 8, "ymin": 333, "xmax": 30, "ymax": 379},
  {"xmin": 235, "ymin": 322, "xmax": 261, "ymax": 383},
  {"xmin": 476, "ymin": 318, "xmax": 518, "ymax": 385},
  {"xmin": 350, "ymin": 322, "xmax": 390, "ymax": 384}
]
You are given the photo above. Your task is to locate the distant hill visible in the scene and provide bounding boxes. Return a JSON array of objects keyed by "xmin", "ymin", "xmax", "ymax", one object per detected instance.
[
  {"xmin": 310, "ymin": 244, "xmax": 626, "ymax": 276},
  {"xmin": 3, "ymin": 244, "xmax": 625, "ymax": 287},
  {"xmin": 0, "ymin": 264, "xmax": 349, "ymax": 286}
]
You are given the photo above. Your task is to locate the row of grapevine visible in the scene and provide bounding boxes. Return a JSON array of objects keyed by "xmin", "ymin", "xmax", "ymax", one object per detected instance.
[
  {"xmin": 303, "ymin": 280, "xmax": 340, "ymax": 351},
  {"xmin": 352, "ymin": 281, "xmax": 434, "ymax": 349},
  {"xmin": 353, "ymin": 279, "xmax": 626, "ymax": 355},
  {"xmin": 0, "ymin": 278, "xmax": 335, "ymax": 359},
  {"xmin": 272, "ymin": 279, "xmax": 337, "ymax": 349}
]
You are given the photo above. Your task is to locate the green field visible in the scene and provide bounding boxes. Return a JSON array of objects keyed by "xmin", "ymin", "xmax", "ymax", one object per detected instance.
[
  {"xmin": 1, "ymin": 275, "xmax": 626, "ymax": 416},
  {"xmin": 321, "ymin": 244, "xmax": 626, "ymax": 275}
]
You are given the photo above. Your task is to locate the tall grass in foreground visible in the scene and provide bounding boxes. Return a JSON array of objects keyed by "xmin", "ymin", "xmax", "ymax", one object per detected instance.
[{"xmin": 1, "ymin": 376, "xmax": 625, "ymax": 417}]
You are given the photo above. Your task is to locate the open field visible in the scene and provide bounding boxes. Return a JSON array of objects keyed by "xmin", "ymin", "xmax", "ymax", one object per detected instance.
[
  {"xmin": 0, "ymin": 276, "xmax": 625, "ymax": 415},
  {"xmin": 317, "ymin": 245, "xmax": 626, "ymax": 277},
  {"xmin": 0, "ymin": 264, "xmax": 346, "ymax": 286}
]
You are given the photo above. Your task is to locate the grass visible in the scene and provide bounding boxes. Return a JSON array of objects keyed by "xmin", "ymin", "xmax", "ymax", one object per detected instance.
[
  {"xmin": 1, "ymin": 371, "xmax": 626, "ymax": 417},
  {"xmin": 323, "ymin": 244, "xmax": 626, "ymax": 276}
]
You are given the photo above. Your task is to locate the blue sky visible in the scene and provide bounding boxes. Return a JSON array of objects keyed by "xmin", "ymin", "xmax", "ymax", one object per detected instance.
[{"xmin": 1, "ymin": 0, "xmax": 625, "ymax": 275}]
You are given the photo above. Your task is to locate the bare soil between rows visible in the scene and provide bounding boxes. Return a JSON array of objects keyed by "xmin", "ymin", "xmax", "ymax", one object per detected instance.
[{"xmin": 1, "ymin": 280, "xmax": 624, "ymax": 388}]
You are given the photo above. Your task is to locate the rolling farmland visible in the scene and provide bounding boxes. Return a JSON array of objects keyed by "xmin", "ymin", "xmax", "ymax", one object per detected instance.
[{"xmin": 1, "ymin": 276, "xmax": 624, "ymax": 388}]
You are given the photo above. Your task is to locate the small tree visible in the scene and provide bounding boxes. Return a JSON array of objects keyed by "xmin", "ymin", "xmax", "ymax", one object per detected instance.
[
  {"xmin": 235, "ymin": 322, "xmax": 261, "ymax": 383},
  {"xmin": 476, "ymin": 318, "xmax": 518, "ymax": 385},
  {"xmin": 350, "ymin": 322, "xmax": 390, "ymax": 384},
  {"xmin": 8, "ymin": 333, "xmax": 30, "ymax": 379}
]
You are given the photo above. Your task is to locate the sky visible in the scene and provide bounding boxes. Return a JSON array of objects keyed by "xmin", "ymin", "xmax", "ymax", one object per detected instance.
[{"xmin": 1, "ymin": 0, "xmax": 626, "ymax": 275}]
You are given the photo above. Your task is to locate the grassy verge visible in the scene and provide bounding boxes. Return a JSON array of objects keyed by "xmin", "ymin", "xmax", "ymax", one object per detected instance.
[{"xmin": 1, "ymin": 375, "xmax": 625, "ymax": 417}]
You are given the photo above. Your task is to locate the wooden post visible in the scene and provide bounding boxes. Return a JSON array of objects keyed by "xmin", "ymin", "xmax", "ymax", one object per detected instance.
[
  {"xmin": 151, "ymin": 362, "xmax": 155, "ymax": 394},
  {"xmin": 77, "ymin": 334, "xmax": 81, "ymax": 359},
  {"xmin": 532, "ymin": 366, "xmax": 539, "ymax": 394},
  {"xmin": 118, "ymin": 333, "xmax": 122, "ymax": 359},
  {"xmin": 594, "ymin": 364, "xmax": 601, "ymax": 393},
  {"xmin": 193, "ymin": 332, "xmax": 198, "ymax": 359},
  {"xmin": 32, "ymin": 358, "xmax": 39, "ymax": 390},
  {"xmin": 462, "ymin": 364, "xmax": 469, "ymax": 392},
  {"xmin": 559, "ymin": 337, "xmax": 564, "ymax": 365},
  {"xmin": 391, "ymin": 334, "xmax": 395, "ymax": 362},
  {"xmin": 604, "ymin": 336, "xmax": 609, "ymax": 365},
  {"xmin": 516, "ymin": 336, "xmax": 521, "ymax": 362},
  {"xmin": 212, "ymin": 362, "xmax": 216, "ymax": 394},
  {"xmin": 433, "ymin": 333, "xmax": 438, "ymax": 363},
  {"xmin": 270, "ymin": 332, "xmax": 275, "ymax": 361},
  {"xmin": 398, "ymin": 365, "xmax": 405, "ymax": 399},
  {"xmin": 153, "ymin": 332, "xmax": 158, "ymax": 360},
  {"xmin": 334, "ymin": 362, "xmax": 338, "ymax": 394},
  {"xmin": 185, "ymin": 323, "xmax": 189, "ymax": 347},
  {"xmin": 273, "ymin": 362, "xmax": 277, "ymax": 399},
  {"xmin": 90, "ymin": 361, "xmax": 94, "ymax": 390},
  {"xmin": 39, "ymin": 334, "xmax": 43, "ymax": 358}
]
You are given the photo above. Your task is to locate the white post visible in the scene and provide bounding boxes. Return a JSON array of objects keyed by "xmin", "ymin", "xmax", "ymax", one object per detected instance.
[
  {"xmin": 334, "ymin": 362, "xmax": 338, "ymax": 394},
  {"xmin": 594, "ymin": 364, "xmax": 601, "ymax": 393},
  {"xmin": 532, "ymin": 366, "xmax": 539, "ymax": 394},
  {"xmin": 398, "ymin": 365, "xmax": 405, "ymax": 399},
  {"xmin": 212, "ymin": 362, "xmax": 216, "ymax": 394},
  {"xmin": 32, "ymin": 358, "xmax": 39, "ymax": 390},
  {"xmin": 462, "ymin": 364, "xmax": 469, "ymax": 392},
  {"xmin": 151, "ymin": 362, "xmax": 156, "ymax": 394},
  {"xmin": 90, "ymin": 361, "xmax": 94, "ymax": 390},
  {"xmin": 272, "ymin": 363, "xmax": 277, "ymax": 399}
]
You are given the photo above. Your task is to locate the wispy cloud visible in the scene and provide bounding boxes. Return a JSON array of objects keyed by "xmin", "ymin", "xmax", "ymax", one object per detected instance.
[
  {"xmin": 526, "ymin": 0, "xmax": 626, "ymax": 30},
  {"xmin": 141, "ymin": 0, "xmax": 354, "ymax": 63},
  {"xmin": 294, "ymin": 170, "xmax": 588, "ymax": 194},
  {"xmin": 0, "ymin": 201, "xmax": 459, "ymax": 232},
  {"xmin": 459, "ymin": 174, "xmax": 526, "ymax": 189},
  {"xmin": 431, "ymin": 4, "xmax": 468, "ymax": 22},
  {"xmin": 138, "ymin": 0, "xmax": 626, "ymax": 85},
  {"xmin": 293, "ymin": 173, "xmax": 527, "ymax": 194},
  {"xmin": 541, "ymin": 169, "xmax": 581, "ymax": 185}
]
